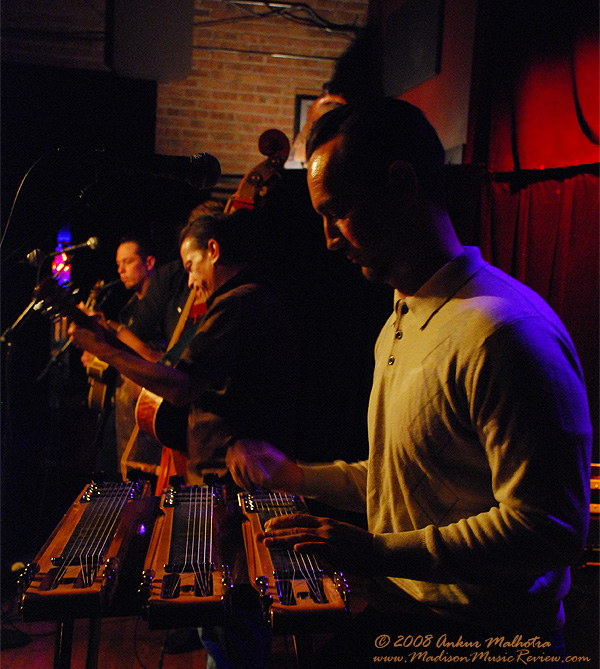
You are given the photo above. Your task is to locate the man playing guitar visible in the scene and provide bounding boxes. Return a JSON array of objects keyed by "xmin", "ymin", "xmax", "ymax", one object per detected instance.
[
  {"xmin": 81, "ymin": 236, "xmax": 160, "ymax": 475},
  {"xmin": 69, "ymin": 209, "xmax": 298, "ymax": 485}
]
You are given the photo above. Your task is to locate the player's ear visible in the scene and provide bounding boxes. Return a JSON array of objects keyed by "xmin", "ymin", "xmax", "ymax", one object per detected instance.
[
  {"xmin": 145, "ymin": 255, "xmax": 156, "ymax": 272},
  {"xmin": 207, "ymin": 239, "xmax": 220, "ymax": 264}
]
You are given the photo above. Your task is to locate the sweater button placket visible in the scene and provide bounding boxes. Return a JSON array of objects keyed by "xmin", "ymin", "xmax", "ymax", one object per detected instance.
[{"xmin": 390, "ymin": 301, "xmax": 408, "ymax": 365}]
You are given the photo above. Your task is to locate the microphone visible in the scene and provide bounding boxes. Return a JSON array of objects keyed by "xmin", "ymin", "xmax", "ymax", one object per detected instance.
[
  {"xmin": 84, "ymin": 150, "xmax": 222, "ymax": 190},
  {"xmin": 50, "ymin": 237, "xmax": 99, "ymax": 256},
  {"xmin": 95, "ymin": 279, "xmax": 121, "ymax": 310},
  {"xmin": 97, "ymin": 278, "xmax": 121, "ymax": 293},
  {"xmin": 24, "ymin": 237, "xmax": 99, "ymax": 266}
]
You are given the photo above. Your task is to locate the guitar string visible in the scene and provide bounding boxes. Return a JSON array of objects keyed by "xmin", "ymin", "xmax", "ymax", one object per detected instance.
[
  {"xmin": 263, "ymin": 492, "xmax": 321, "ymax": 602},
  {"xmin": 55, "ymin": 482, "xmax": 122, "ymax": 586},
  {"xmin": 192, "ymin": 486, "xmax": 212, "ymax": 595},
  {"xmin": 207, "ymin": 486, "xmax": 214, "ymax": 592},
  {"xmin": 55, "ymin": 482, "xmax": 132, "ymax": 587},
  {"xmin": 205, "ymin": 486, "xmax": 214, "ymax": 593},
  {"xmin": 165, "ymin": 486, "xmax": 192, "ymax": 598},
  {"xmin": 192, "ymin": 486, "xmax": 210, "ymax": 594},
  {"xmin": 166, "ymin": 486, "xmax": 213, "ymax": 598},
  {"xmin": 277, "ymin": 492, "xmax": 325, "ymax": 603},
  {"xmin": 80, "ymin": 483, "xmax": 132, "ymax": 587},
  {"xmin": 256, "ymin": 491, "xmax": 324, "ymax": 604},
  {"xmin": 190, "ymin": 487, "xmax": 201, "ymax": 589}
]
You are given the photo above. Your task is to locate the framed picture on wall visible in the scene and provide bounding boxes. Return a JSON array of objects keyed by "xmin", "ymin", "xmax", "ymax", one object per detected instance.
[{"xmin": 294, "ymin": 94, "xmax": 318, "ymax": 138}]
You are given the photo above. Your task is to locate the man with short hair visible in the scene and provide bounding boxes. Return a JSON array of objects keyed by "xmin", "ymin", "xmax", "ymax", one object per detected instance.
[
  {"xmin": 83, "ymin": 236, "xmax": 160, "ymax": 475},
  {"xmin": 71, "ymin": 210, "xmax": 298, "ymax": 480},
  {"xmin": 226, "ymin": 98, "xmax": 592, "ymax": 666},
  {"xmin": 113, "ymin": 236, "xmax": 156, "ymax": 332},
  {"xmin": 70, "ymin": 211, "xmax": 298, "ymax": 668}
]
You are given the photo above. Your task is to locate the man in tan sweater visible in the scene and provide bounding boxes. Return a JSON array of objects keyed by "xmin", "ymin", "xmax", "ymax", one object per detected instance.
[{"xmin": 226, "ymin": 99, "xmax": 591, "ymax": 667}]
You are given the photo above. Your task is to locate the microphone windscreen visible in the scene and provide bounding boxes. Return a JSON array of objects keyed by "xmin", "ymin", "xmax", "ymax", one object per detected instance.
[{"xmin": 189, "ymin": 153, "xmax": 221, "ymax": 190}]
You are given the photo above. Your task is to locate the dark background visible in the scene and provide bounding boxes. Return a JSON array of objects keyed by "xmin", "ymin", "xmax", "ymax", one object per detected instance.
[
  {"xmin": 1, "ymin": 62, "xmax": 394, "ymax": 581},
  {"xmin": 1, "ymin": 63, "xmax": 210, "ymax": 581},
  {"xmin": 1, "ymin": 4, "xmax": 597, "ymax": 661}
]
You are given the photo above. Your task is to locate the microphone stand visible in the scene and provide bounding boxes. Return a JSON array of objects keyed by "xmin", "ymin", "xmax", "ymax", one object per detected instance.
[
  {"xmin": 0, "ymin": 298, "xmax": 44, "ymax": 344},
  {"xmin": 37, "ymin": 338, "xmax": 72, "ymax": 382},
  {"xmin": 1, "ymin": 174, "xmax": 111, "ymax": 345}
]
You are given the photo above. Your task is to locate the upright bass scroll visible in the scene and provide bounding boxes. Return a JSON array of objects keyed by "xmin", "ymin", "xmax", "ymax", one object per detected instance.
[{"xmin": 224, "ymin": 129, "xmax": 290, "ymax": 213}]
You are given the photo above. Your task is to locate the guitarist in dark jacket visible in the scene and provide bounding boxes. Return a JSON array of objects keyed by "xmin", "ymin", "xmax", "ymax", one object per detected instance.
[{"xmin": 69, "ymin": 209, "xmax": 298, "ymax": 483}]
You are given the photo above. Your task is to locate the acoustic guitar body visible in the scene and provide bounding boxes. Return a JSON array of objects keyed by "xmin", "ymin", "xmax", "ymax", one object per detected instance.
[{"xmin": 135, "ymin": 388, "xmax": 189, "ymax": 453}]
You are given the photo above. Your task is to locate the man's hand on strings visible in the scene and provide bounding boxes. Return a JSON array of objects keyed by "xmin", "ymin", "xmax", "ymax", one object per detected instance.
[
  {"xmin": 68, "ymin": 318, "xmax": 109, "ymax": 360},
  {"xmin": 80, "ymin": 350, "xmax": 95, "ymax": 367},
  {"xmin": 77, "ymin": 301, "xmax": 109, "ymax": 328},
  {"xmin": 226, "ymin": 439, "xmax": 303, "ymax": 493},
  {"xmin": 260, "ymin": 512, "xmax": 375, "ymax": 574}
]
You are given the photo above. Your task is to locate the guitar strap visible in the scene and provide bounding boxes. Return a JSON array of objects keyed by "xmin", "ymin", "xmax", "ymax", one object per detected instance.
[{"xmin": 120, "ymin": 287, "xmax": 198, "ymax": 489}]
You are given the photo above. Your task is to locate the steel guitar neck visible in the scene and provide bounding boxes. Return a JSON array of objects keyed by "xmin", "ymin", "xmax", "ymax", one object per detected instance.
[
  {"xmin": 238, "ymin": 491, "xmax": 349, "ymax": 633},
  {"xmin": 19, "ymin": 479, "xmax": 152, "ymax": 621},
  {"xmin": 139, "ymin": 483, "xmax": 231, "ymax": 630}
]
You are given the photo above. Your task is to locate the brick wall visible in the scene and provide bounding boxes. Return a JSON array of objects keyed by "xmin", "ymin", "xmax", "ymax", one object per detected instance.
[
  {"xmin": 156, "ymin": 0, "xmax": 368, "ymax": 174},
  {"xmin": 2, "ymin": 0, "xmax": 368, "ymax": 175}
]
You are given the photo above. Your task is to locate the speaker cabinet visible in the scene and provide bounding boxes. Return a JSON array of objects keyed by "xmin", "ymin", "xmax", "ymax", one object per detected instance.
[
  {"xmin": 106, "ymin": 0, "xmax": 193, "ymax": 81},
  {"xmin": 381, "ymin": 0, "xmax": 444, "ymax": 96}
]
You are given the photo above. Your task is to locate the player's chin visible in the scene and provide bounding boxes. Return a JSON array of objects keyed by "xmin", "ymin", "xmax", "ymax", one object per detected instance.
[{"xmin": 361, "ymin": 265, "xmax": 387, "ymax": 284}]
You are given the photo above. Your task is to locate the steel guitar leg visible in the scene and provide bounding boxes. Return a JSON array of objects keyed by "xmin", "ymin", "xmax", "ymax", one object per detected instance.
[
  {"xmin": 292, "ymin": 633, "xmax": 315, "ymax": 669},
  {"xmin": 85, "ymin": 617, "xmax": 102, "ymax": 669},
  {"xmin": 52, "ymin": 617, "xmax": 102, "ymax": 669},
  {"xmin": 54, "ymin": 618, "xmax": 74, "ymax": 669}
]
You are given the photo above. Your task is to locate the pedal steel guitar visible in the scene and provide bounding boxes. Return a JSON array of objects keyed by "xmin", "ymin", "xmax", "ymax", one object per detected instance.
[
  {"xmin": 139, "ymin": 482, "xmax": 232, "ymax": 629},
  {"xmin": 238, "ymin": 491, "xmax": 349, "ymax": 633}
]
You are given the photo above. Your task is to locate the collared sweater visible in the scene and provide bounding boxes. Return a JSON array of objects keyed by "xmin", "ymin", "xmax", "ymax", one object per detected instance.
[{"xmin": 300, "ymin": 247, "xmax": 591, "ymax": 633}]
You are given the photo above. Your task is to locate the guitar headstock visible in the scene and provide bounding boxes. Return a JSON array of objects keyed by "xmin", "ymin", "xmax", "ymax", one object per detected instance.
[
  {"xmin": 32, "ymin": 276, "xmax": 90, "ymax": 328},
  {"xmin": 85, "ymin": 279, "xmax": 106, "ymax": 312}
]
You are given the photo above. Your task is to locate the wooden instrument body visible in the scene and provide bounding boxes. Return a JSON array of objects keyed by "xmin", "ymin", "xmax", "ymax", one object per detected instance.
[
  {"xmin": 134, "ymin": 387, "xmax": 188, "ymax": 453},
  {"xmin": 224, "ymin": 129, "xmax": 290, "ymax": 213},
  {"xmin": 122, "ymin": 288, "xmax": 198, "ymax": 484},
  {"xmin": 19, "ymin": 480, "xmax": 153, "ymax": 621},
  {"xmin": 140, "ymin": 484, "xmax": 231, "ymax": 629},
  {"xmin": 86, "ymin": 356, "xmax": 115, "ymax": 412},
  {"xmin": 81, "ymin": 280, "xmax": 118, "ymax": 413},
  {"xmin": 238, "ymin": 492, "xmax": 349, "ymax": 633}
]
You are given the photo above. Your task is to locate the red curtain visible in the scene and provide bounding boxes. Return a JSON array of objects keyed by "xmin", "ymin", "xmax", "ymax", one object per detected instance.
[
  {"xmin": 479, "ymin": 173, "xmax": 599, "ymax": 446},
  {"xmin": 469, "ymin": 2, "xmax": 599, "ymax": 454},
  {"xmin": 486, "ymin": 5, "xmax": 599, "ymax": 172}
]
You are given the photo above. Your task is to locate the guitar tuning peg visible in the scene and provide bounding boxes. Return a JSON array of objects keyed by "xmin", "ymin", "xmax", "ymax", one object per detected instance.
[
  {"xmin": 203, "ymin": 472, "xmax": 219, "ymax": 487},
  {"xmin": 168, "ymin": 474, "xmax": 185, "ymax": 489}
]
